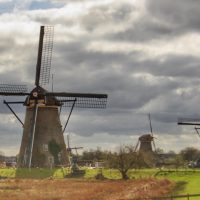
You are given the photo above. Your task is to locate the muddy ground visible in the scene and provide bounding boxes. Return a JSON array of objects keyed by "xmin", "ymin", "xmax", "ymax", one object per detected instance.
[{"xmin": 0, "ymin": 178, "xmax": 173, "ymax": 200}]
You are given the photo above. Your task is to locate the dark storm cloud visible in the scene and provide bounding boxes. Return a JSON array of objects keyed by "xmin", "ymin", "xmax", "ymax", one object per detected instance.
[
  {"xmin": 51, "ymin": 39, "xmax": 198, "ymax": 116},
  {"xmin": 136, "ymin": 54, "xmax": 200, "ymax": 78},
  {"xmin": 79, "ymin": 1, "xmax": 175, "ymax": 42},
  {"xmin": 109, "ymin": 20, "xmax": 173, "ymax": 42},
  {"xmin": 53, "ymin": 40, "xmax": 141, "ymax": 81},
  {"xmin": 80, "ymin": 2, "xmax": 135, "ymax": 32},
  {"xmin": 0, "ymin": 112, "xmax": 23, "ymax": 149},
  {"xmin": 64, "ymin": 110, "xmax": 150, "ymax": 136},
  {"xmin": 28, "ymin": 11, "xmax": 74, "ymax": 26},
  {"xmin": 52, "ymin": 41, "xmax": 141, "ymax": 91},
  {"xmin": 0, "ymin": 31, "xmax": 38, "ymax": 84},
  {"xmin": 0, "ymin": 36, "xmax": 15, "ymax": 53},
  {"xmin": 0, "ymin": 124, "xmax": 22, "ymax": 154},
  {"xmin": 0, "ymin": 116, "xmax": 22, "ymax": 133},
  {"xmin": 80, "ymin": 0, "xmax": 200, "ymax": 43},
  {"xmin": 146, "ymin": 0, "xmax": 200, "ymax": 34}
]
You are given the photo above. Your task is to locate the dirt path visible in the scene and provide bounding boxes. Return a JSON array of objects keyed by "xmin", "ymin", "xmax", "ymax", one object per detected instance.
[{"xmin": 0, "ymin": 178, "xmax": 173, "ymax": 200}]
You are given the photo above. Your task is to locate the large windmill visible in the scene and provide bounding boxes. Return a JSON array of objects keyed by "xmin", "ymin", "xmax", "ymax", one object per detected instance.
[{"xmin": 0, "ymin": 26, "xmax": 107, "ymax": 168}]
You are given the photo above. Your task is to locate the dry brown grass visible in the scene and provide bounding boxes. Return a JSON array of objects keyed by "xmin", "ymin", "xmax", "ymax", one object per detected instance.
[{"xmin": 0, "ymin": 178, "xmax": 173, "ymax": 200}]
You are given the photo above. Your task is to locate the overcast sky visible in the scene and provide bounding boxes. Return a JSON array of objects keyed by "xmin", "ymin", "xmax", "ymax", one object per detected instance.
[{"xmin": 0, "ymin": 0, "xmax": 200, "ymax": 155}]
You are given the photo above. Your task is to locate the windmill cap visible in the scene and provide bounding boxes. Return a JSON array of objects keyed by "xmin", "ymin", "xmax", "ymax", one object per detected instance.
[
  {"xmin": 139, "ymin": 134, "xmax": 153, "ymax": 142},
  {"xmin": 24, "ymin": 86, "xmax": 61, "ymax": 106}
]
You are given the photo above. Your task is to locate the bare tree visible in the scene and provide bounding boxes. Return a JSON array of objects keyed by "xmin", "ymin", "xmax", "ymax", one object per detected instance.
[
  {"xmin": 180, "ymin": 147, "xmax": 200, "ymax": 162},
  {"xmin": 107, "ymin": 145, "xmax": 137, "ymax": 180},
  {"xmin": 174, "ymin": 154, "xmax": 185, "ymax": 171}
]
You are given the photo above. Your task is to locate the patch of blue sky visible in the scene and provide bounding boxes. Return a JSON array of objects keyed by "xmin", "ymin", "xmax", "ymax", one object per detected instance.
[
  {"xmin": 0, "ymin": 2, "xmax": 14, "ymax": 14},
  {"xmin": 29, "ymin": 1, "xmax": 65, "ymax": 10}
]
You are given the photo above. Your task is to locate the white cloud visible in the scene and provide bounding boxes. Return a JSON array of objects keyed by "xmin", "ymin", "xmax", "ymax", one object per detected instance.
[
  {"xmin": 13, "ymin": 0, "xmax": 32, "ymax": 12},
  {"xmin": 86, "ymin": 34, "xmax": 200, "ymax": 60}
]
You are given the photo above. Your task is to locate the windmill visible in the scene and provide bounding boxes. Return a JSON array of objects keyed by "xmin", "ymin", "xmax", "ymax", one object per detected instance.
[
  {"xmin": 0, "ymin": 26, "xmax": 108, "ymax": 168},
  {"xmin": 134, "ymin": 114, "xmax": 157, "ymax": 153},
  {"xmin": 66, "ymin": 135, "xmax": 83, "ymax": 155},
  {"xmin": 66, "ymin": 134, "xmax": 83, "ymax": 173},
  {"xmin": 66, "ymin": 134, "xmax": 83, "ymax": 164},
  {"xmin": 134, "ymin": 114, "xmax": 157, "ymax": 167}
]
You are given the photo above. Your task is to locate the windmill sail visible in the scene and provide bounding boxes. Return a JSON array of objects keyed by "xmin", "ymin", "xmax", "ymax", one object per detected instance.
[
  {"xmin": 0, "ymin": 84, "xmax": 28, "ymax": 96},
  {"xmin": 46, "ymin": 92, "xmax": 107, "ymax": 108},
  {"xmin": 148, "ymin": 114, "xmax": 157, "ymax": 152},
  {"xmin": 178, "ymin": 117, "xmax": 200, "ymax": 125},
  {"xmin": 194, "ymin": 127, "xmax": 200, "ymax": 137},
  {"xmin": 148, "ymin": 114, "xmax": 153, "ymax": 136},
  {"xmin": 35, "ymin": 26, "xmax": 54, "ymax": 87}
]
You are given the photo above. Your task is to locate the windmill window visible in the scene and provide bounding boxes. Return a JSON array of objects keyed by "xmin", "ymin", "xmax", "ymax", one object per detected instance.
[{"xmin": 43, "ymin": 144, "xmax": 48, "ymax": 152}]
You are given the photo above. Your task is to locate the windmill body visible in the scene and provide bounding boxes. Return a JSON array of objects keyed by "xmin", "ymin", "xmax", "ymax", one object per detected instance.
[
  {"xmin": 0, "ymin": 26, "xmax": 107, "ymax": 168},
  {"xmin": 136, "ymin": 134, "xmax": 156, "ymax": 167},
  {"xmin": 134, "ymin": 115, "xmax": 157, "ymax": 167},
  {"xmin": 138, "ymin": 134, "xmax": 154, "ymax": 153},
  {"xmin": 66, "ymin": 134, "xmax": 83, "ymax": 169},
  {"xmin": 18, "ymin": 87, "xmax": 68, "ymax": 167},
  {"xmin": 137, "ymin": 114, "xmax": 155, "ymax": 155}
]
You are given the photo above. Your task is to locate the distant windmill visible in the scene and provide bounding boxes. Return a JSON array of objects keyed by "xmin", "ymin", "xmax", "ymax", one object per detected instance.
[
  {"xmin": 134, "ymin": 114, "xmax": 157, "ymax": 153},
  {"xmin": 66, "ymin": 134, "xmax": 83, "ymax": 168},
  {"xmin": 134, "ymin": 114, "xmax": 157, "ymax": 167},
  {"xmin": 0, "ymin": 26, "xmax": 108, "ymax": 168},
  {"xmin": 66, "ymin": 134, "xmax": 83, "ymax": 156}
]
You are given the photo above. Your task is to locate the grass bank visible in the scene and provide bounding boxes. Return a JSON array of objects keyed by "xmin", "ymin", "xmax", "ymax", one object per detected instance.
[
  {"xmin": 0, "ymin": 168, "xmax": 200, "ymax": 195},
  {"xmin": 156, "ymin": 169, "xmax": 200, "ymax": 195}
]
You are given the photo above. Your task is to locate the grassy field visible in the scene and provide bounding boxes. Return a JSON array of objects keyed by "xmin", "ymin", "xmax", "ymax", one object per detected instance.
[
  {"xmin": 0, "ymin": 168, "xmax": 200, "ymax": 195},
  {"xmin": 0, "ymin": 168, "xmax": 69, "ymax": 179},
  {"xmin": 156, "ymin": 169, "xmax": 200, "ymax": 195},
  {"xmin": 0, "ymin": 178, "xmax": 172, "ymax": 200}
]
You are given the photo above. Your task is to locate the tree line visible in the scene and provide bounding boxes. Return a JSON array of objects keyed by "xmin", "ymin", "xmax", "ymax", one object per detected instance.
[
  {"xmin": 1, "ymin": 146, "xmax": 200, "ymax": 179},
  {"xmin": 75, "ymin": 146, "xmax": 200, "ymax": 179}
]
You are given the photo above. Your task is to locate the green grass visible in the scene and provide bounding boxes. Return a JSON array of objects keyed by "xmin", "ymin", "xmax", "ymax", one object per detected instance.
[
  {"xmin": 0, "ymin": 167, "xmax": 151, "ymax": 179},
  {"xmin": 156, "ymin": 169, "xmax": 200, "ymax": 195},
  {"xmin": 0, "ymin": 168, "xmax": 167, "ymax": 180},
  {"xmin": 0, "ymin": 168, "xmax": 71, "ymax": 179},
  {"xmin": 1, "ymin": 167, "xmax": 200, "ymax": 196},
  {"xmin": 0, "ymin": 168, "xmax": 16, "ymax": 178},
  {"xmin": 128, "ymin": 168, "xmax": 159, "ymax": 179}
]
